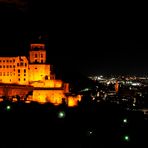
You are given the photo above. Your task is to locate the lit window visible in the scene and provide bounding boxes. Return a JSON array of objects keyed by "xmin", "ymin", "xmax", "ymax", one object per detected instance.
[
  {"xmin": 20, "ymin": 62, "xmax": 23, "ymax": 66},
  {"xmin": 45, "ymin": 76, "xmax": 48, "ymax": 80}
]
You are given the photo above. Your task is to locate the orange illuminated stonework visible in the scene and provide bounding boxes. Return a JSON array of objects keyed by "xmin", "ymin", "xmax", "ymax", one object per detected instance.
[
  {"xmin": 0, "ymin": 43, "xmax": 81, "ymax": 107},
  {"xmin": 115, "ymin": 81, "xmax": 119, "ymax": 93}
]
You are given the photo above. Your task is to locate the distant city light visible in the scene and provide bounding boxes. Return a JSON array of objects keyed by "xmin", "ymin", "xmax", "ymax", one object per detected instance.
[
  {"xmin": 131, "ymin": 82, "xmax": 141, "ymax": 86},
  {"xmin": 80, "ymin": 88, "xmax": 91, "ymax": 92},
  {"xmin": 86, "ymin": 129, "xmax": 94, "ymax": 136},
  {"xmin": 88, "ymin": 131, "xmax": 92, "ymax": 135},
  {"xmin": 107, "ymin": 81, "xmax": 110, "ymax": 85},
  {"xmin": 97, "ymin": 92, "xmax": 100, "ymax": 97},
  {"xmin": 92, "ymin": 97, "xmax": 95, "ymax": 100}
]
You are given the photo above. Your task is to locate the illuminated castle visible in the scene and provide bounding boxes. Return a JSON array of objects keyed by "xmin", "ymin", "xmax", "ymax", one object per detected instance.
[{"xmin": 0, "ymin": 43, "xmax": 81, "ymax": 106}]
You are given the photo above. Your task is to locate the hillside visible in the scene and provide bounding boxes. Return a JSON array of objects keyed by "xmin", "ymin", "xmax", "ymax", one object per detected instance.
[{"xmin": 53, "ymin": 63, "xmax": 96, "ymax": 92}]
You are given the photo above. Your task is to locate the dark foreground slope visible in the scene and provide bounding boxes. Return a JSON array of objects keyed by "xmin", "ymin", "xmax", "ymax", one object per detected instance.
[{"xmin": 0, "ymin": 101, "xmax": 147, "ymax": 148}]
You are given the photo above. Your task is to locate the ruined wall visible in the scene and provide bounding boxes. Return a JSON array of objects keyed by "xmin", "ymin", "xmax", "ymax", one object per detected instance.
[
  {"xmin": 0, "ymin": 84, "xmax": 33, "ymax": 98},
  {"xmin": 32, "ymin": 89, "xmax": 66, "ymax": 104}
]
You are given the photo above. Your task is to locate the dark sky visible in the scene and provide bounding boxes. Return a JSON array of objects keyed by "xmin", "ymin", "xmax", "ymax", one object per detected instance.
[{"xmin": 0, "ymin": 1, "xmax": 148, "ymax": 76}]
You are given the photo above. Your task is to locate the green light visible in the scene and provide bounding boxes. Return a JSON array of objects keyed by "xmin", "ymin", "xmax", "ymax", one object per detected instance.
[
  {"xmin": 123, "ymin": 118, "xmax": 127, "ymax": 123},
  {"xmin": 123, "ymin": 135, "xmax": 130, "ymax": 141},
  {"xmin": 6, "ymin": 105, "xmax": 11, "ymax": 111},
  {"xmin": 58, "ymin": 111, "xmax": 65, "ymax": 119}
]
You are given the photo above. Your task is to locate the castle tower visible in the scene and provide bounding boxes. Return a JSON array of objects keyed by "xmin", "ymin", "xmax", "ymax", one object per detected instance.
[
  {"xmin": 29, "ymin": 44, "xmax": 46, "ymax": 64},
  {"xmin": 28, "ymin": 43, "xmax": 50, "ymax": 82}
]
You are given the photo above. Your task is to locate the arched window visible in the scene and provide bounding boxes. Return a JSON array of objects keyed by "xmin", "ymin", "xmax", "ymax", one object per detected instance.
[{"xmin": 45, "ymin": 75, "xmax": 48, "ymax": 80}]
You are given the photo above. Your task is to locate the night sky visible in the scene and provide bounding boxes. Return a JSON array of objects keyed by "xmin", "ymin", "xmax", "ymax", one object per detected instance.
[{"xmin": 0, "ymin": 1, "xmax": 148, "ymax": 76}]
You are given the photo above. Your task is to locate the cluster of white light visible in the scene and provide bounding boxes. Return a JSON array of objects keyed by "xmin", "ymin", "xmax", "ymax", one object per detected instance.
[{"xmin": 131, "ymin": 82, "xmax": 141, "ymax": 86}]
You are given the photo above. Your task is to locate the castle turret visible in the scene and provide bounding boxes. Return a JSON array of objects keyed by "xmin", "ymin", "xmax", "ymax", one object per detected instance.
[{"xmin": 29, "ymin": 44, "xmax": 46, "ymax": 64}]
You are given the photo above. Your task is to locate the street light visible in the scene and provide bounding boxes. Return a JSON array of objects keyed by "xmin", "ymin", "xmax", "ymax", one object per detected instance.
[
  {"xmin": 123, "ymin": 135, "xmax": 130, "ymax": 142},
  {"xmin": 58, "ymin": 111, "xmax": 66, "ymax": 119},
  {"xmin": 6, "ymin": 105, "xmax": 11, "ymax": 111},
  {"xmin": 123, "ymin": 118, "xmax": 127, "ymax": 123}
]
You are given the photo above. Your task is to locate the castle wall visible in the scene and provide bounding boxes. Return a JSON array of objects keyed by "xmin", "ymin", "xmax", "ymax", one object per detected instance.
[
  {"xmin": 32, "ymin": 89, "xmax": 66, "ymax": 104},
  {"xmin": 30, "ymin": 79, "xmax": 63, "ymax": 88},
  {"xmin": 0, "ymin": 84, "xmax": 33, "ymax": 98},
  {"xmin": 0, "ymin": 56, "xmax": 29, "ymax": 85},
  {"xmin": 28, "ymin": 64, "xmax": 50, "ymax": 82},
  {"xmin": 0, "ymin": 43, "xmax": 81, "ymax": 107}
]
